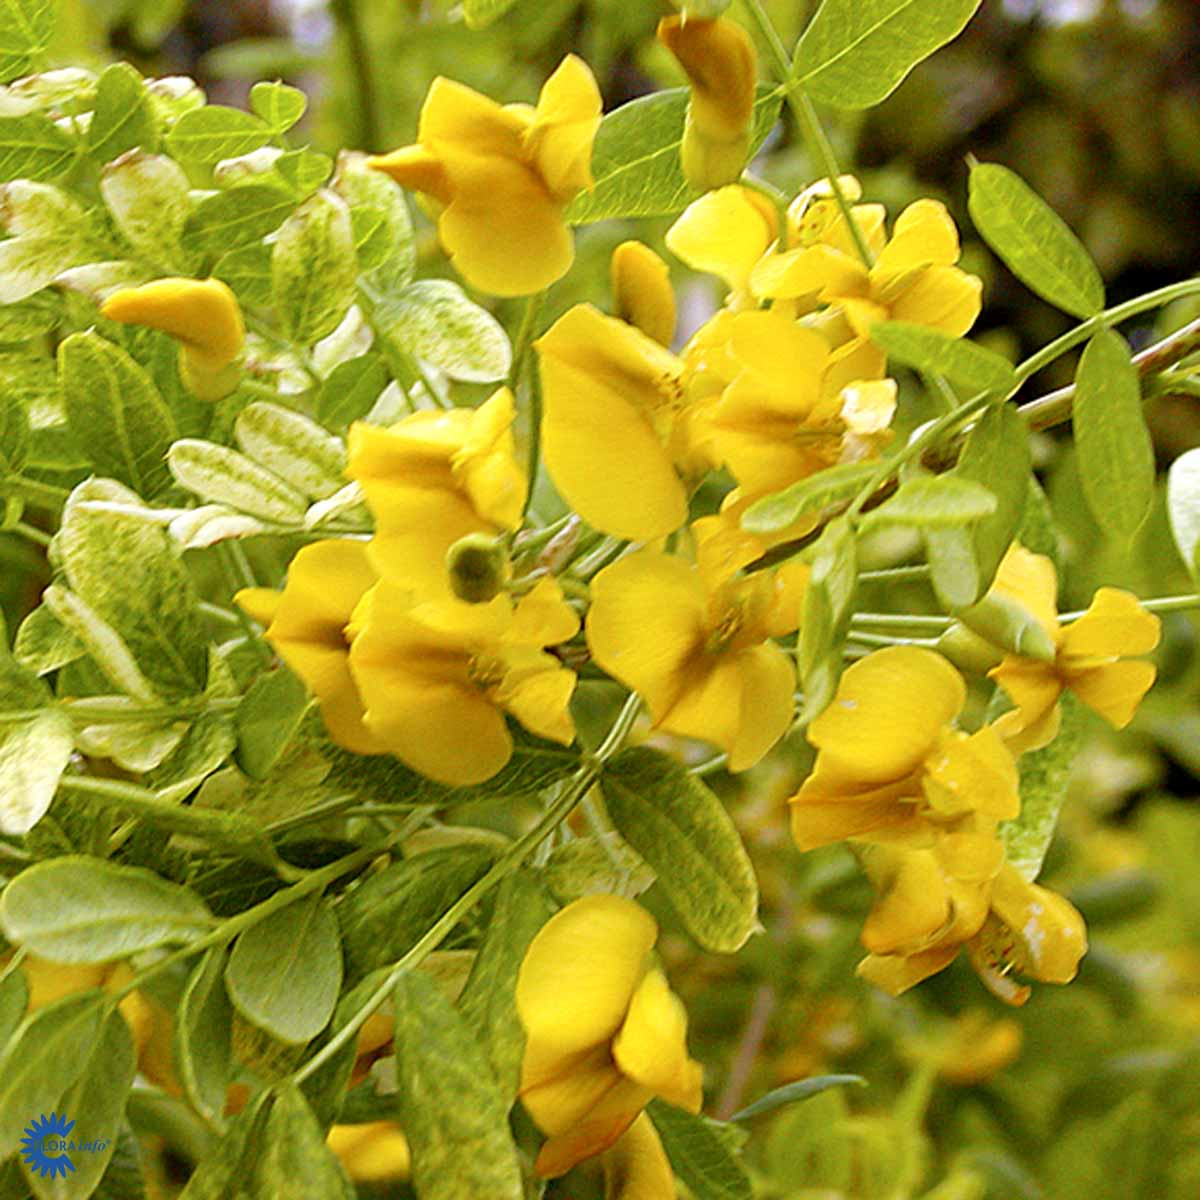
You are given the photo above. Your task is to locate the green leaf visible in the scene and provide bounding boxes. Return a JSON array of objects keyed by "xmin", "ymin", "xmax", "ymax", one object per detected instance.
[
  {"xmin": 349, "ymin": 206, "xmax": 388, "ymax": 271},
  {"xmin": 28, "ymin": 1009, "xmax": 136, "ymax": 1200},
  {"xmin": 860, "ymin": 475, "xmax": 997, "ymax": 531},
  {"xmin": 0, "ymin": 0, "xmax": 55, "ymax": 58},
  {"xmin": 272, "ymin": 190, "xmax": 357, "ymax": 344},
  {"xmin": 649, "ymin": 1101, "xmax": 753, "ymax": 1200},
  {"xmin": 250, "ymin": 1083, "xmax": 354, "ymax": 1198},
  {"xmin": 0, "ymin": 390, "xmax": 27, "ymax": 473},
  {"xmin": 462, "ymin": 0, "xmax": 519, "ymax": 30},
  {"xmin": 274, "ymin": 148, "xmax": 332, "ymax": 197},
  {"xmin": 1167, "ymin": 447, "xmax": 1200, "ymax": 585},
  {"xmin": 377, "ymin": 279, "xmax": 510, "ymax": 383},
  {"xmin": 249, "ymin": 81, "xmax": 307, "ymax": 133},
  {"xmin": 457, "ymin": 871, "xmax": 556, "ymax": 1101},
  {"xmin": 234, "ymin": 402, "xmax": 347, "ymax": 501},
  {"xmin": 57, "ymin": 479, "xmax": 207, "ymax": 697},
  {"xmin": 1073, "ymin": 327, "xmax": 1154, "ymax": 541},
  {"xmin": 164, "ymin": 105, "xmax": 273, "ymax": 165},
  {"xmin": 793, "ymin": 0, "xmax": 982, "ymax": 109},
  {"xmin": 0, "ymin": 708, "xmax": 70, "ymax": 835},
  {"xmin": 568, "ymin": 86, "xmax": 782, "ymax": 224},
  {"xmin": 999, "ymin": 692, "xmax": 1086, "ymax": 880},
  {"xmin": 730, "ymin": 1075, "xmax": 866, "ymax": 1123},
  {"xmin": 0, "ymin": 993, "xmax": 104, "ymax": 1160},
  {"xmin": 212, "ymin": 241, "xmax": 273, "ymax": 307},
  {"xmin": 540, "ymin": 833, "xmax": 655, "ymax": 904},
  {"xmin": 797, "ymin": 517, "xmax": 857, "ymax": 724},
  {"xmin": 0, "ymin": 231, "xmax": 88, "ymax": 304},
  {"xmin": 741, "ymin": 462, "xmax": 878, "ymax": 535},
  {"xmin": 226, "ymin": 895, "xmax": 342, "ymax": 1044},
  {"xmin": 182, "ymin": 183, "xmax": 297, "ymax": 256},
  {"xmin": 176, "ymin": 1091, "xmax": 272, "ymax": 1200},
  {"xmin": 922, "ymin": 526, "xmax": 981, "ymax": 613},
  {"xmin": 316, "ymin": 352, "xmax": 387, "ymax": 434},
  {"xmin": 946, "ymin": 402, "xmax": 1031, "ymax": 601},
  {"xmin": 968, "ymin": 162, "xmax": 1105, "ymax": 319},
  {"xmin": 0, "ymin": 287, "xmax": 61, "ymax": 339},
  {"xmin": 338, "ymin": 846, "xmax": 495, "ymax": 983},
  {"xmin": 392, "ymin": 969, "xmax": 523, "ymax": 1200},
  {"xmin": 0, "ymin": 856, "xmax": 214, "ymax": 961},
  {"xmin": 869, "ymin": 322, "xmax": 1017, "ymax": 393},
  {"xmin": 87, "ymin": 62, "xmax": 155, "ymax": 163},
  {"xmin": 59, "ymin": 331, "xmax": 178, "ymax": 499},
  {"xmin": 333, "ymin": 152, "xmax": 414, "ymax": 295},
  {"xmin": 99, "ymin": 151, "xmax": 194, "ymax": 275},
  {"xmin": 0, "ymin": 970, "xmax": 27, "ymax": 1050},
  {"xmin": 235, "ymin": 667, "xmax": 311, "ymax": 782},
  {"xmin": 602, "ymin": 747, "xmax": 759, "ymax": 953},
  {"xmin": 0, "ymin": 112, "xmax": 75, "ymax": 181},
  {"xmin": 146, "ymin": 709, "xmax": 237, "ymax": 804},
  {"xmin": 168, "ymin": 439, "xmax": 310, "ymax": 523},
  {"xmin": 174, "ymin": 949, "xmax": 234, "ymax": 1127}
]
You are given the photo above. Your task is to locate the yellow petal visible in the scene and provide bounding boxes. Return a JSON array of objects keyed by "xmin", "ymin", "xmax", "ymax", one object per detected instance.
[
  {"xmin": 534, "ymin": 1076, "xmax": 653, "ymax": 1178},
  {"xmin": 452, "ymin": 387, "xmax": 527, "ymax": 529},
  {"xmin": 611, "ymin": 240, "xmax": 676, "ymax": 347},
  {"xmin": 860, "ymin": 847, "xmax": 953, "ymax": 956},
  {"xmin": 987, "ymin": 865, "xmax": 1088, "ymax": 984},
  {"xmin": 922, "ymin": 726, "xmax": 1020, "ymax": 821},
  {"xmin": 855, "ymin": 945, "xmax": 960, "ymax": 996},
  {"xmin": 517, "ymin": 895, "xmax": 657, "ymax": 1074},
  {"xmin": 1067, "ymin": 659, "xmax": 1157, "ymax": 729},
  {"xmin": 987, "ymin": 657, "xmax": 1063, "ymax": 747},
  {"xmin": 886, "ymin": 265, "xmax": 983, "ymax": 337},
  {"xmin": 418, "ymin": 75, "xmax": 527, "ymax": 159},
  {"xmin": 368, "ymin": 145, "xmax": 453, "ymax": 204},
  {"xmin": 1059, "ymin": 587, "xmax": 1161, "ymax": 659},
  {"xmin": 807, "ymin": 646, "xmax": 965, "ymax": 786},
  {"xmin": 871, "ymin": 199, "xmax": 962, "ymax": 279},
  {"xmin": 990, "ymin": 703, "xmax": 1062, "ymax": 756},
  {"xmin": 789, "ymin": 787, "xmax": 926, "ymax": 852},
  {"xmin": 657, "ymin": 16, "xmax": 757, "ymax": 142},
  {"xmin": 263, "ymin": 539, "xmax": 379, "ymax": 645},
  {"xmin": 602, "ymin": 1113, "xmax": 677, "ymax": 1200},
  {"xmin": 101, "ymin": 277, "xmax": 244, "ymax": 366},
  {"xmin": 526, "ymin": 54, "xmax": 602, "ymax": 201},
  {"xmin": 587, "ymin": 552, "xmax": 706, "ymax": 717},
  {"xmin": 612, "ymin": 969, "xmax": 703, "ymax": 1111},
  {"xmin": 749, "ymin": 243, "xmax": 867, "ymax": 302},
  {"xmin": 990, "ymin": 544, "xmax": 1059, "ymax": 641},
  {"xmin": 496, "ymin": 651, "xmax": 577, "ymax": 745},
  {"xmin": 510, "ymin": 578, "xmax": 581, "ymax": 647},
  {"xmin": 522, "ymin": 1045, "xmax": 628, "ymax": 1137},
  {"xmin": 437, "ymin": 152, "xmax": 573, "ymax": 296},
  {"xmin": 727, "ymin": 644, "xmax": 795, "ymax": 771},
  {"xmin": 327, "ymin": 1122, "xmax": 411, "ymax": 1183},
  {"xmin": 666, "ymin": 186, "xmax": 774, "ymax": 294},
  {"xmin": 234, "ymin": 586, "xmax": 281, "ymax": 626}
]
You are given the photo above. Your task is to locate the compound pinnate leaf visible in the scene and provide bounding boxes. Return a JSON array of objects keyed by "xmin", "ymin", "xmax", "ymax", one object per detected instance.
[
  {"xmin": 794, "ymin": 0, "xmax": 983, "ymax": 109},
  {"xmin": 602, "ymin": 747, "xmax": 759, "ymax": 953},
  {"xmin": 249, "ymin": 81, "xmax": 307, "ymax": 133},
  {"xmin": 164, "ymin": 105, "xmax": 273, "ymax": 165},
  {"xmin": 183, "ymin": 184, "xmax": 297, "ymax": 257},
  {"xmin": 968, "ymin": 161, "xmax": 1105, "ymax": 319}
]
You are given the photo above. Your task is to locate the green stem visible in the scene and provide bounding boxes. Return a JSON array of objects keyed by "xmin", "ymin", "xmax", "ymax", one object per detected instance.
[
  {"xmin": 289, "ymin": 695, "xmax": 642, "ymax": 1088},
  {"xmin": 5, "ymin": 475, "xmax": 69, "ymax": 511},
  {"xmin": 330, "ymin": 0, "xmax": 382, "ymax": 151},
  {"xmin": 846, "ymin": 631, "xmax": 939, "ymax": 649},
  {"xmin": 849, "ymin": 612, "xmax": 951, "ymax": 631},
  {"xmin": 859, "ymin": 565, "xmax": 932, "ymax": 583},
  {"xmin": 7, "ymin": 520, "xmax": 51, "ymax": 547}
]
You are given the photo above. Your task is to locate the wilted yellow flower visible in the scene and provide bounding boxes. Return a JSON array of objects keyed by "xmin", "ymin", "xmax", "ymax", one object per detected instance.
[
  {"xmin": 706, "ymin": 309, "xmax": 892, "ymax": 497},
  {"xmin": 751, "ymin": 197, "xmax": 983, "ymax": 341},
  {"xmin": 516, "ymin": 895, "xmax": 702, "ymax": 1178},
  {"xmin": 858, "ymin": 862, "xmax": 1088, "ymax": 1005},
  {"xmin": 586, "ymin": 542, "xmax": 802, "ymax": 770},
  {"xmin": 658, "ymin": 15, "xmax": 758, "ymax": 191},
  {"xmin": 985, "ymin": 544, "xmax": 1161, "ymax": 752},
  {"xmin": 536, "ymin": 304, "xmax": 710, "ymax": 540},
  {"xmin": 369, "ymin": 56, "xmax": 601, "ymax": 296},
  {"xmin": 611, "ymin": 240, "xmax": 676, "ymax": 346},
  {"xmin": 602, "ymin": 1113, "xmax": 677, "ymax": 1199},
  {"xmin": 235, "ymin": 539, "xmax": 386, "ymax": 756},
  {"xmin": 788, "ymin": 646, "xmax": 1020, "ymax": 851},
  {"xmin": 665, "ymin": 185, "xmax": 776, "ymax": 303},
  {"xmin": 348, "ymin": 578, "xmax": 578, "ymax": 785},
  {"xmin": 101, "ymin": 277, "xmax": 244, "ymax": 399},
  {"xmin": 347, "ymin": 387, "xmax": 526, "ymax": 599}
]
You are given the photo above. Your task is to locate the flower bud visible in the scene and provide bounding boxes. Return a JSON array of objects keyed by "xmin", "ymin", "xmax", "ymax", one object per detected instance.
[
  {"xmin": 657, "ymin": 15, "xmax": 757, "ymax": 191},
  {"xmin": 611, "ymin": 240, "xmax": 676, "ymax": 345},
  {"xmin": 936, "ymin": 621, "xmax": 1004, "ymax": 674},
  {"xmin": 955, "ymin": 593, "xmax": 1057, "ymax": 663},
  {"xmin": 445, "ymin": 532, "xmax": 511, "ymax": 603}
]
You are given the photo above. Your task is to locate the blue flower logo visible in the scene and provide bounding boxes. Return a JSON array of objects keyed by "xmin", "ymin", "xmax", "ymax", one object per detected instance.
[{"xmin": 20, "ymin": 1113, "xmax": 76, "ymax": 1179}]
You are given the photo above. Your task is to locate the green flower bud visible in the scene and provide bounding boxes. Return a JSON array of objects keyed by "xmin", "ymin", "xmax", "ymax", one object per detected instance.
[
  {"xmin": 955, "ymin": 593, "xmax": 1057, "ymax": 663},
  {"xmin": 446, "ymin": 533, "xmax": 511, "ymax": 603}
]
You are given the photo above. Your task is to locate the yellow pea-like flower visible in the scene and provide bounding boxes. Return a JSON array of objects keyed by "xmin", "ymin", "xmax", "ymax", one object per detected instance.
[
  {"xmin": 101, "ymin": 277, "xmax": 245, "ymax": 400},
  {"xmin": 611, "ymin": 240, "xmax": 676, "ymax": 347},
  {"xmin": 983, "ymin": 543, "xmax": 1161, "ymax": 753},
  {"xmin": 658, "ymin": 15, "xmax": 758, "ymax": 191},
  {"xmin": 602, "ymin": 1112, "xmax": 678, "ymax": 1199},
  {"xmin": 516, "ymin": 895, "xmax": 702, "ymax": 1178},
  {"xmin": 369, "ymin": 55, "xmax": 601, "ymax": 296}
]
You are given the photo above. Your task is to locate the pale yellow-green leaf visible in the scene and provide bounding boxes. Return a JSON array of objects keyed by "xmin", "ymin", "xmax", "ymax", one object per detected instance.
[
  {"xmin": 234, "ymin": 403, "xmax": 347, "ymax": 501},
  {"xmin": 169, "ymin": 439, "xmax": 310, "ymax": 523},
  {"xmin": 100, "ymin": 150, "xmax": 195, "ymax": 273}
]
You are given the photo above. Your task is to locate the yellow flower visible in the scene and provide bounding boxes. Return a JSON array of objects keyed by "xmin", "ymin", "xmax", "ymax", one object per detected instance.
[
  {"xmin": 101, "ymin": 277, "xmax": 244, "ymax": 399},
  {"xmin": 936, "ymin": 1010, "xmax": 1023, "ymax": 1085},
  {"xmin": 706, "ymin": 309, "xmax": 891, "ymax": 497},
  {"xmin": 665, "ymin": 185, "xmax": 777, "ymax": 303},
  {"xmin": 602, "ymin": 1113, "xmax": 677, "ymax": 1199},
  {"xmin": 326, "ymin": 1122, "xmax": 411, "ymax": 1184},
  {"xmin": 536, "ymin": 304, "xmax": 709, "ymax": 540},
  {"xmin": 857, "ymin": 862, "xmax": 1088, "ymax": 1005},
  {"xmin": 611, "ymin": 240, "xmax": 676, "ymax": 347},
  {"xmin": 235, "ymin": 539, "xmax": 386, "ymax": 756},
  {"xmin": 751, "ymin": 196, "xmax": 983, "ymax": 341},
  {"xmin": 516, "ymin": 895, "xmax": 702, "ymax": 1178},
  {"xmin": 984, "ymin": 544, "xmax": 1161, "ymax": 753},
  {"xmin": 348, "ymin": 578, "xmax": 578, "ymax": 785},
  {"xmin": 586, "ymin": 543, "xmax": 800, "ymax": 770},
  {"xmin": 788, "ymin": 646, "xmax": 1020, "ymax": 851},
  {"xmin": 368, "ymin": 56, "xmax": 601, "ymax": 296},
  {"xmin": 657, "ymin": 16, "xmax": 758, "ymax": 191},
  {"xmin": 347, "ymin": 387, "xmax": 526, "ymax": 599}
]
